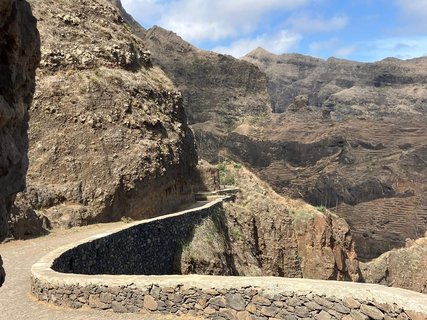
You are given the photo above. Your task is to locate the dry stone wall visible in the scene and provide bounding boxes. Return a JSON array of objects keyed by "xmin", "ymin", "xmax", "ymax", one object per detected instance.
[
  {"xmin": 31, "ymin": 276, "xmax": 427, "ymax": 320},
  {"xmin": 31, "ymin": 199, "xmax": 427, "ymax": 319},
  {"xmin": 51, "ymin": 200, "xmax": 224, "ymax": 275}
]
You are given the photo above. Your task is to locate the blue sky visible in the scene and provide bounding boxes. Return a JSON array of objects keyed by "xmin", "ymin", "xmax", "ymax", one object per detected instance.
[{"xmin": 122, "ymin": 0, "xmax": 427, "ymax": 61}]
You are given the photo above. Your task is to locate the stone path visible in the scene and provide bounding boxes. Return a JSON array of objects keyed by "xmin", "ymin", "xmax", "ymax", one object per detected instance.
[{"xmin": 0, "ymin": 221, "xmax": 201, "ymax": 320}]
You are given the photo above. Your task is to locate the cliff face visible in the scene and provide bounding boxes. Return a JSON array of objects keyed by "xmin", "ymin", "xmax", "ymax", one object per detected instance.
[
  {"xmin": 361, "ymin": 234, "xmax": 427, "ymax": 293},
  {"xmin": 143, "ymin": 32, "xmax": 426, "ymax": 260},
  {"xmin": 181, "ymin": 163, "xmax": 360, "ymax": 281},
  {"xmin": 243, "ymin": 47, "xmax": 427, "ymax": 117},
  {"xmin": 0, "ymin": 0, "xmax": 40, "ymax": 285},
  {"xmin": 208, "ymin": 116, "xmax": 427, "ymax": 260},
  {"xmin": 143, "ymin": 26, "xmax": 271, "ymax": 129},
  {"xmin": 10, "ymin": 0, "xmax": 197, "ymax": 235}
]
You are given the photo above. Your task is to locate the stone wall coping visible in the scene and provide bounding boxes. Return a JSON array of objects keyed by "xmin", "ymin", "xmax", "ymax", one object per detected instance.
[{"xmin": 31, "ymin": 198, "xmax": 427, "ymax": 314}]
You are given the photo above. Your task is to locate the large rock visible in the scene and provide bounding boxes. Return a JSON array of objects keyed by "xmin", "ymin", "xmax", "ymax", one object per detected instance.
[
  {"xmin": 0, "ymin": 0, "xmax": 40, "ymax": 285},
  {"xmin": 361, "ymin": 234, "xmax": 427, "ymax": 293},
  {"xmin": 10, "ymin": 0, "xmax": 197, "ymax": 232},
  {"xmin": 181, "ymin": 163, "xmax": 360, "ymax": 281}
]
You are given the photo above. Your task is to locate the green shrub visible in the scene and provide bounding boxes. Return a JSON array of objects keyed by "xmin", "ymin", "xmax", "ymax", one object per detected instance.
[{"xmin": 315, "ymin": 206, "xmax": 327, "ymax": 213}]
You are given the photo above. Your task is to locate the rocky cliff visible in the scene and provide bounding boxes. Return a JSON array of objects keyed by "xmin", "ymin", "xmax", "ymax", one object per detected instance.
[
  {"xmin": 214, "ymin": 115, "xmax": 427, "ymax": 260},
  {"xmin": 143, "ymin": 26, "xmax": 271, "ymax": 130},
  {"xmin": 9, "ymin": 0, "xmax": 197, "ymax": 236},
  {"xmin": 181, "ymin": 163, "xmax": 360, "ymax": 281},
  {"xmin": 0, "ymin": 0, "xmax": 40, "ymax": 285},
  {"xmin": 243, "ymin": 47, "xmax": 427, "ymax": 117},
  {"xmin": 361, "ymin": 233, "xmax": 427, "ymax": 293},
  {"xmin": 141, "ymin": 28, "xmax": 426, "ymax": 261}
]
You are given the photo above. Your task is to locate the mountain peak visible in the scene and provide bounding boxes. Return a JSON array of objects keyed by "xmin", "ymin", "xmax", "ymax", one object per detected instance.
[{"xmin": 245, "ymin": 47, "xmax": 273, "ymax": 58}]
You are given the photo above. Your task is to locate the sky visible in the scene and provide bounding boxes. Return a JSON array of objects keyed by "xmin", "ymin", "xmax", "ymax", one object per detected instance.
[{"xmin": 121, "ymin": 0, "xmax": 427, "ymax": 62}]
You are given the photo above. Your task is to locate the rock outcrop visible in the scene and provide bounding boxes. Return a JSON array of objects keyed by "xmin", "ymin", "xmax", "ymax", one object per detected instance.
[
  {"xmin": 143, "ymin": 26, "xmax": 271, "ymax": 129},
  {"xmin": 140, "ymin": 28, "xmax": 427, "ymax": 260},
  {"xmin": 9, "ymin": 0, "xmax": 197, "ymax": 235},
  {"xmin": 0, "ymin": 0, "xmax": 40, "ymax": 285},
  {"xmin": 243, "ymin": 47, "xmax": 427, "ymax": 117},
  {"xmin": 361, "ymin": 234, "xmax": 427, "ymax": 293},
  {"xmin": 183, "ymin": 163, "xmax": 360, "ymax": 281}
]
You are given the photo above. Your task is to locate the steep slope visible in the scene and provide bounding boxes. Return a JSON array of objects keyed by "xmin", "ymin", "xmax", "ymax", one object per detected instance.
[
  {"xmin": 140, "ymin": 26, "xmax": 427, "ymax": 260},
  {"xmin": 180, "ymin": 162, "xmax": 360, "ymax": 281},
  {"xmin": 10, "ymin": 0, "xmax": 197, "ymax": 235},
  {"xmin": 212, "ymin": 115, "xmax": 427, "ymax": 260},
  {"xmin": 144, "ymin": 26, "xmax": 271, "ymax": 129},
  {"xmin": 361, "ymin": 233, "xmax": 427, "ymax": 293},
  {"xmin": 0, "ymin": 0, "xmax": 40, "ymax": 285},
  {"xmin": 243, "ymin": 47, "xmax": 427, "ymax": 117}
]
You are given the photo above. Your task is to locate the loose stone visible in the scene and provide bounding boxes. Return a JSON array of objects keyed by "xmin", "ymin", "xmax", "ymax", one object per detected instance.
[
  {"xmin": 143, "ymin": 294, "xmax": 158, "ymax": 311},
  {"xmin": 360, "ymin": 304, "xmax": 385, "ymax": 320}
]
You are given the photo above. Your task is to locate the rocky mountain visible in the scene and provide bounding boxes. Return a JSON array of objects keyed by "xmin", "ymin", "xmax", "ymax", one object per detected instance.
[
  {"xmin": 143, "ymin": 26, "xmax": 271, "ymax": 129},
  {"xmin": 216, "ymin": 114, "xmax": 427, "ymax": 260},
  {"xmin": 139, "ymin": 28, "xmax": 426, "ymax": 263},
  {"xmin": 361, "ymin": 233, "xmax": 427, "ymax": 293},
  {"xmin": 9, "ymin": 0, "xmax": 197, "ymax": 237},
  {"xmin": 0, "ymin": 0, "xmax": 40, "ymax": 285},
  {"xmin": 181, "ymin": 162, "xmax": 360, "ymax": 281},
  {"xmin": 243, "ymin": 47, "xmax": 427, "ymax": 117}
]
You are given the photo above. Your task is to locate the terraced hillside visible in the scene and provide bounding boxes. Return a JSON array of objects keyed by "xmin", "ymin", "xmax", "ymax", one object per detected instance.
[
  {"xmin": 137, "ymin": 24, "xmax": 427, "ymax": 261},
  {"xmin": 227, "ymin": 115, "xmax": 427, "ymax": 259}
]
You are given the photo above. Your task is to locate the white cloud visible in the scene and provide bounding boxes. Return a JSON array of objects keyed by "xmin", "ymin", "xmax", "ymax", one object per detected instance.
[
  {"xmin": 122, "ymin": 0, "xmax": 309, "ymax": 42},
  {"xmin": 394, "ymin": 0, "xmax": 427, "ymax": 18},
  {"xmin": 335, "ymin": 37, "xmax": 427, "ymax": 62},
  {"xmin": 286, "ymin": 13, "xmax": 348, "ymax": 34},
  {"xmin": 211, "ymin": 30, "xmax": 301, "ymax": 58},
  {"xmin": 393, "ymin": 0, "xmax": 427, "ymax": 32},
  {"xmin": 334, "ymin": 45, "xmax": 358, "ymax": 58},
  {"xmin": 362, "ymin": 37, "xmax": 427, "ymax": 60},
  {"xmin": 309, "ymin": 37, "xmax": 339, "ymax": 52}
]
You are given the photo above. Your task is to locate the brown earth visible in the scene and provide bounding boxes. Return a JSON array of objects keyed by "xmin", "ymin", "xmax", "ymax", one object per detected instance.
[
  {"xmin": 139, "ymin": 26, "xmax": 427, "ymax": 263},
  {"xmin": 8, "ymin": 0, "xmax": 197, "ymax": 237},
  {"xmin": 361, "ymin": 233, "xmax": 427, "ymax": 293},
  {"xmin": 143, "ymin": 26, "xmax": 271, "ymax": 129},
  {"xmin": 243, "ymin": 47, "xmax": 427, "ymax": 117},
  {"xmin": 211, "ymin": 114, "xmax": 427, "ymax": 260},
  {"xmin": 0, "ymin": 0, "xmax": 40, "ymax": 285},
  {"xmin": 180, "ymin": 162, "xmax": 360, "ymax": 281}
]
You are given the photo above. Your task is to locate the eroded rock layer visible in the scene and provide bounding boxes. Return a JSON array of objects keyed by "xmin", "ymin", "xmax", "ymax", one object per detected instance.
[
  {"xmin": 141, "ymin": 26, "xmax": 427, "ymax": 260},
  {"xmin": 143, "ymin": 26, "xmax": 271, "ymax": 129},
  {"xmin": 361, "ymin": 234, "xmax": 427, "ymax": 293},
  {"xmin": 243, "ymin": 47, "xmax": 427, "ymax": 117},
  {"xmin": 0, "ymin": 0, "xmax": 40, "ymax": 285},
  {"xmin": 182, "ymin": 163, "xmax": 360, "ymax": 281},
  {"xmin": 10, "ymin": 0, "xmax": 197, "ymax": 234}
]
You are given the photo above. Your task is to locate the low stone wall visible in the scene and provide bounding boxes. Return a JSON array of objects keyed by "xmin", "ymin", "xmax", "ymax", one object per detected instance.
[
  {"xmin": 51, "ymin": 199, "xmax": 224, "ymax": 275},
  {"xmin": 31, "ymin": 199, "xmax": 427, "ymax": 319},
  {"xmin": 32, "ymin": 276, "xmax": 427, "ymax": 320}
]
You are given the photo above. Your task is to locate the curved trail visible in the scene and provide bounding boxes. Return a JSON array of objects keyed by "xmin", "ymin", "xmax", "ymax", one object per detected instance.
[{"xmin": 0, "ymin": 207, "xmax": 206, "ymax": 320}]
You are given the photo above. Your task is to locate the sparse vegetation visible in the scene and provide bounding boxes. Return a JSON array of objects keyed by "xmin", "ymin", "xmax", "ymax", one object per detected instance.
[
  {"xmin": 217, "ymin": 161, "xmax": 236, "ymax": 185},
  {"xmin": 233, "ymin": 162, "xmax": 242, "ymax": 169},
  {"xmin": 230, "ymin": 227, "xmax": 242, "ymax": 241},
  {"xmin": 315, "ymin": 206, "xmax": 327, "ymax": 213},
  {"xmin": 289, "ymin": 209, "xmax": 316, "ymax": 225}
]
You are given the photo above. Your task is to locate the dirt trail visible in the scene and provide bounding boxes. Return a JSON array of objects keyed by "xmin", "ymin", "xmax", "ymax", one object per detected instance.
[{"xmin": 0, "ymin": 221, "xmax": 200, "ymax": 320}]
